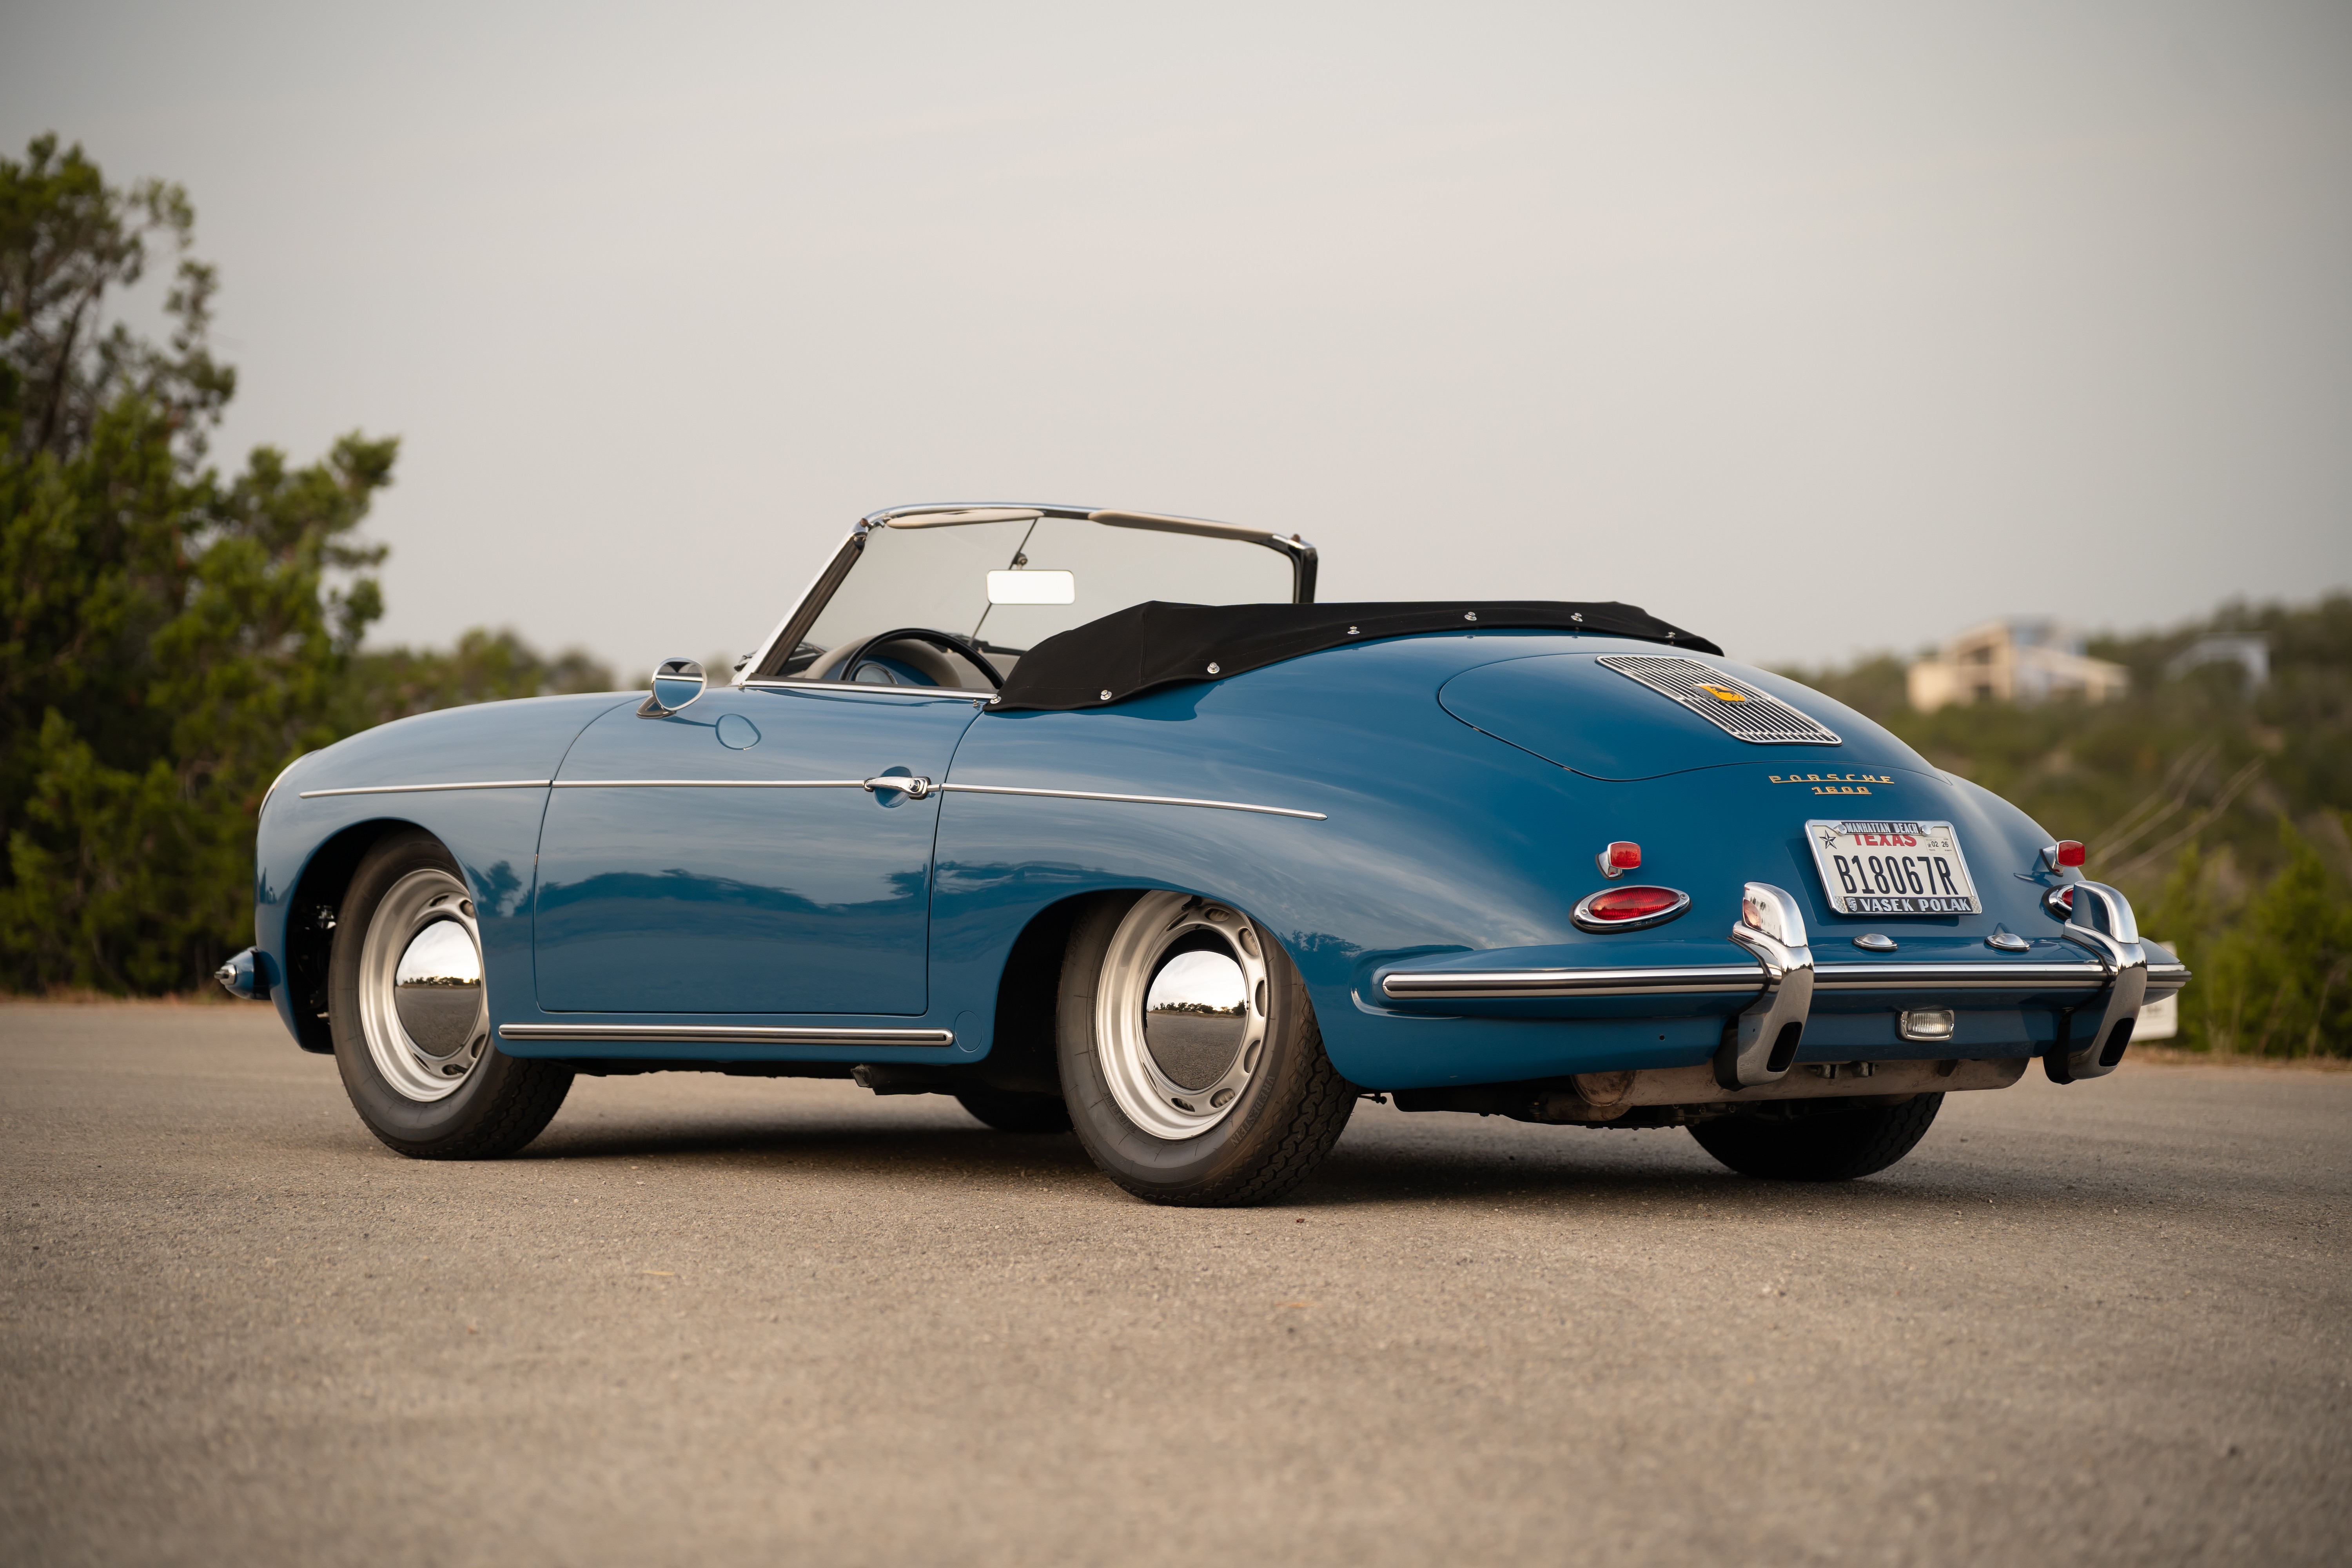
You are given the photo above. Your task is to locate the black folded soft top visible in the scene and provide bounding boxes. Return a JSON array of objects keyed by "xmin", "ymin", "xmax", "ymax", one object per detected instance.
[{"xmin": 987, "ymin": 600, "xmax": 1723, "ymax": 712}]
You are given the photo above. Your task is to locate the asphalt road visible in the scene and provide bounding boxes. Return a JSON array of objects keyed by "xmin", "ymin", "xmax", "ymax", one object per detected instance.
[{"xmin": 3, "ymin": 1004, "xmax": 2346, "ymax": 1567}]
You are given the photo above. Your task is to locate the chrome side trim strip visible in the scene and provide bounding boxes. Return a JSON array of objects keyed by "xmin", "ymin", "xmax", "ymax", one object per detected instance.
[
  {"xmin": 551, "ymin": 779, "xmax": 869, "ymax": 789},
  {"xmin": 298, "ymin": 779, "xmax": 552, "ymax": 798},
  {"xmin": 938, "ymin": 783, "xmax": 1327, "ymax": 821},
  {"xmin": 1813, "ymin": 961, "xmax": 2111, "ymax": 991},
  {"xmin": 501, "ymin": 777, "xmax": 1324, "ymax": 818},
  {"xmin": 498, "ymin": 1024, "xmax": 955, "ymax": 1046},
  {"xmin": 1383, "ymin": 964, "xmax": 1763, "ymax": 1000}
]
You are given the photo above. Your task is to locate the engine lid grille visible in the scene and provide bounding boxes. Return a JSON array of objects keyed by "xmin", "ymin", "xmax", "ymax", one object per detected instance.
[{"xmin": 1595, "ymin": 655, "xmax": 1842, "ymax": 745}]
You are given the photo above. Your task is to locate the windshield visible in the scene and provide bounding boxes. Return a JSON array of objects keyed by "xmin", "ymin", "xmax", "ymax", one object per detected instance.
[{"xmin": 782, "ymin": 516, "xmax": 1299, "ymax": 677}]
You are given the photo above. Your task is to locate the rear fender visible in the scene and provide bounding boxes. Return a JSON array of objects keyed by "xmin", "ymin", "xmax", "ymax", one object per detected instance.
[{"xmin": 935, "ymin": 635, "xmax": 2085, "ymax": 1090}]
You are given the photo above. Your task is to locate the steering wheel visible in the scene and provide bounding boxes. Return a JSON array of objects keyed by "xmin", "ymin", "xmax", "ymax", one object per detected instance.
[{"xmin": 827, "ymin": 628, "xmax": 1003, "ymax": 691}]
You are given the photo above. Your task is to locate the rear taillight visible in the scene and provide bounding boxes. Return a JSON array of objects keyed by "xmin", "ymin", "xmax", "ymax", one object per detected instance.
[
  {"xmin": 2044, "ymin": 884, "xmax": 2075, "ymax": 920},
  {"xmin": 2044, "ymin": 840, "xmax": 2086, "ymax": 869},
  {"xmin": 1572, "ymin": 884, "xmax": 1691, "ymax": 932}
]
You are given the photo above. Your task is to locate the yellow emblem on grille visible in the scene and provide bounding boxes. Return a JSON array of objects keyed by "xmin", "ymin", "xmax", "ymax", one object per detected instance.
[{"xmin": 1697, "ymin": 682, "xmax": 1748, "ymax": 702}]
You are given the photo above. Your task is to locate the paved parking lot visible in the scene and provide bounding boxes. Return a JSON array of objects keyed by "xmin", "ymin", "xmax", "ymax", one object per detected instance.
[{"xmin": 2, "ymin": 1002, "xmax": 2346, "ymax": 1566}]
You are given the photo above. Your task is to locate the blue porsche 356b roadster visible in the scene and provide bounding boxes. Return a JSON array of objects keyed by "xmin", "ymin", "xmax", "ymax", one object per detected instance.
[{"xmin": 225, "ymin": 503, "xmax": 2187, "ymax": 1205}]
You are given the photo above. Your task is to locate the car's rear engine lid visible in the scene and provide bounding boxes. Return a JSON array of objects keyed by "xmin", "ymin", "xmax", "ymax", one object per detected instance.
[{"xmin": 1439, "ymin": 652, "xmax": 1906, "ymax": 781}]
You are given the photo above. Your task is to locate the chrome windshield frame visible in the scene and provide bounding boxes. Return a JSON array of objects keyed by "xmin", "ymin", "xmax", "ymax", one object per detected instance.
[{"xmin": 737, "ymin": 503, "xmax": 1318, "ymax": 686}]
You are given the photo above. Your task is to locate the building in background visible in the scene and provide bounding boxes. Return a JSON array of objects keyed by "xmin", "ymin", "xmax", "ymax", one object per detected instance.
[{"xmin": 1906, "ymin": 618, "xmax": 2131, "ymax": 711}]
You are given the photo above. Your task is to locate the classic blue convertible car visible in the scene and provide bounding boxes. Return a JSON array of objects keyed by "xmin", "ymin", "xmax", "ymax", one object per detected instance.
[{"xmin": 223, "ymin": 503, "xmax": 2187, "ymax": 1205}]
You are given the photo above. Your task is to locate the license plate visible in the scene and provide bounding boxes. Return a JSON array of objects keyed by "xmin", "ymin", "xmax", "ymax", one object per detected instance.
[{"xmin": 1806, "ymin": 819, "xmax": 1982, "ymax": 916}]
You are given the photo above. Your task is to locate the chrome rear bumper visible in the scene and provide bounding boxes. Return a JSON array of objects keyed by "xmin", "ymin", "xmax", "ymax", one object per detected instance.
[
  {"xmin": 1376, "ymin": 879, "xmax": 2185, "ymax": 1088},
  {"xmin": 1379, "ymin": 958, "xmax": 2188, "ymax": 1003}
]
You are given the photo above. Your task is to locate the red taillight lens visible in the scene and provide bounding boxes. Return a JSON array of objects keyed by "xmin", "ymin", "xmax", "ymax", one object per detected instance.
[
  {"xmin": 1581, "ymin": 885, "xmax": 1684, "ymax": 924},
  {"xmin": 2044, "ymin": 884, "xmax": 2075, "ymax": 919},
  {"xmin": 2056, "ymin": 840, "xmax": 2086, "ymax": 867},
  {"xmin": 1606, "ymin": 841, "xmax": 1641, "ymax": 871}
]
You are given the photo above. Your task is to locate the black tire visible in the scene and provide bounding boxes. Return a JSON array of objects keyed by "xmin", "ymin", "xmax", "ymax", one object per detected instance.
[
  {"xmin": 1688, "ymin": 1093, "xmax": 1944, "ymax": 1181},
  {"xmin": 328, "ymin": 829, "xmax": 573, "ymax": 1159},
  {"xmin": 954, "ymin": 1090, "xmax": 1073, "ymax": 1134},
  {"xmin": 1056, "ymin": 891, "xmax": 1355, "ymax": 1207}
]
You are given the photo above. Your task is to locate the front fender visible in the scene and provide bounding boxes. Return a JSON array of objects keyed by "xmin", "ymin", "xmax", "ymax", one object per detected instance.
[{"xmin": 255, "ymin": 693, "xmax": 635, "ymax": 1050}]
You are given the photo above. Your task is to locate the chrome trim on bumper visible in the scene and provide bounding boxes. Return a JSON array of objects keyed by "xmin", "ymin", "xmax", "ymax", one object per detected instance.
[
  {"xmin": 1382, "ymin": 964, "xmax": 1764, "ymax": 1000},
  {"xmin": 1813, "ymin": 961, "xmax": 2111, "ymax": 991},
  {"xmin": 1719, "ymin": 883, "xmax": 1814, "ymax": 1089},
  {"xmin": 498, "ymin": 1024, "xmax": 955, "ymax": 1047},
  {"xmin": 2048, "ymin": 881, "xmax": 2148, "ymax": 1082},
  {"xmin": 1381, "ymin": 959, "xmax": 2189, "ymax": 1004},
  {"xmin": 214, "ymin": 947, "xmax": 267, "ymax": 1001}
]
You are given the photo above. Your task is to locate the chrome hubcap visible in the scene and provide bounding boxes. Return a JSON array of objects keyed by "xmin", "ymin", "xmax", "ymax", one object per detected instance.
[
  {"xmin": 358, "ymin": 869, "xmax": 488, "ymax": 1102},
  {"xmin": 1096, "ymin": 891, "xmax": 1269, "ymax": 1140}
]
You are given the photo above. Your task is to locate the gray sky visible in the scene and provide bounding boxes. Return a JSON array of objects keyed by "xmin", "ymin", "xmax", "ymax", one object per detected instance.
[{"xmin": 7, "ymin": 1, "xmax": 2348, "ymax": 678}]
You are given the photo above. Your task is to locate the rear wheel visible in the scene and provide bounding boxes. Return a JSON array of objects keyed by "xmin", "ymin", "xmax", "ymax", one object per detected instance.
[
  {"xmin": 1056, "ymin": 891, "xmax": 1354, "ymax": 1206},
  {"xmin": 1688, "ymin": 1094, "xmax": 1943, "ymax": 1181},
  {"xmin": 328, "ymin": 829, "xmax": 573, "ymax": 1159}
]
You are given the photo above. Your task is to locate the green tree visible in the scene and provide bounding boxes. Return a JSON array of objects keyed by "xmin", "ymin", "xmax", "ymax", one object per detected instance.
[
  {"xmin": 1, "ymin": 135, "xmax": 609, "ymax": 993},
  {"xmin": 0, "ymin": 132, "xmax": 234, "ymax": 462}
]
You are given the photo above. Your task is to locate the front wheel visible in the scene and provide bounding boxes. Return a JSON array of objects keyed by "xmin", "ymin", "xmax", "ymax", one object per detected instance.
[
  {"xmin": 1056, "ymin": 891, "xmax": 1355, "ymax": 1206},
  {"xmin": 328, "ymin": 829, "xmax": 573, "ymax": 1159},
  {"xmin": 1688, "ymin": 1094, "xmax": 1944, "ymax": 1181}
]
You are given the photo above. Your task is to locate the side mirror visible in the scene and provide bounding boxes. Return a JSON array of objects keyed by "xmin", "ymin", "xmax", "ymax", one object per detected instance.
[{"xmin": 638, "ymin": 657, "xmax": 707, "ymax": 717}]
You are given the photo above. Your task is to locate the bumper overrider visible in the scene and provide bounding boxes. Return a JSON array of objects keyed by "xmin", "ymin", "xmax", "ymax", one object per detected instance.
[{"xmin": 1376, "ymin": 880, "xmax": 2186, "ymax": 1089}]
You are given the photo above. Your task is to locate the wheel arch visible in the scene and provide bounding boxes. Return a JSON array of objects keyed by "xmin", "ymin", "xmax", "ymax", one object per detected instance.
[
  {"xmin": 980, "ymin": 892, "xmax": 1112, "ymax": 1094},
  {"xmin": 978, "ymin": 885, "xmax": 1324, "ymax": 1093},
  {"xmin": 279, "ymin": 818, "xmax": 427, "ymax": 1052}
]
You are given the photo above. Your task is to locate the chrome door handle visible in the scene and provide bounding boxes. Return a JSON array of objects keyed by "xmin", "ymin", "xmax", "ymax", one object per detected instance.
[{"xmin": 862, "ymin": 775, "xmax": 933, "ymax": 799}]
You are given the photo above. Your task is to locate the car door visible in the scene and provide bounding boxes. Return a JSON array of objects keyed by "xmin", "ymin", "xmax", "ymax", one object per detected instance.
[{"xmin": 532, "ymin": 683, "xmax": 982, "ymax": 1014}]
